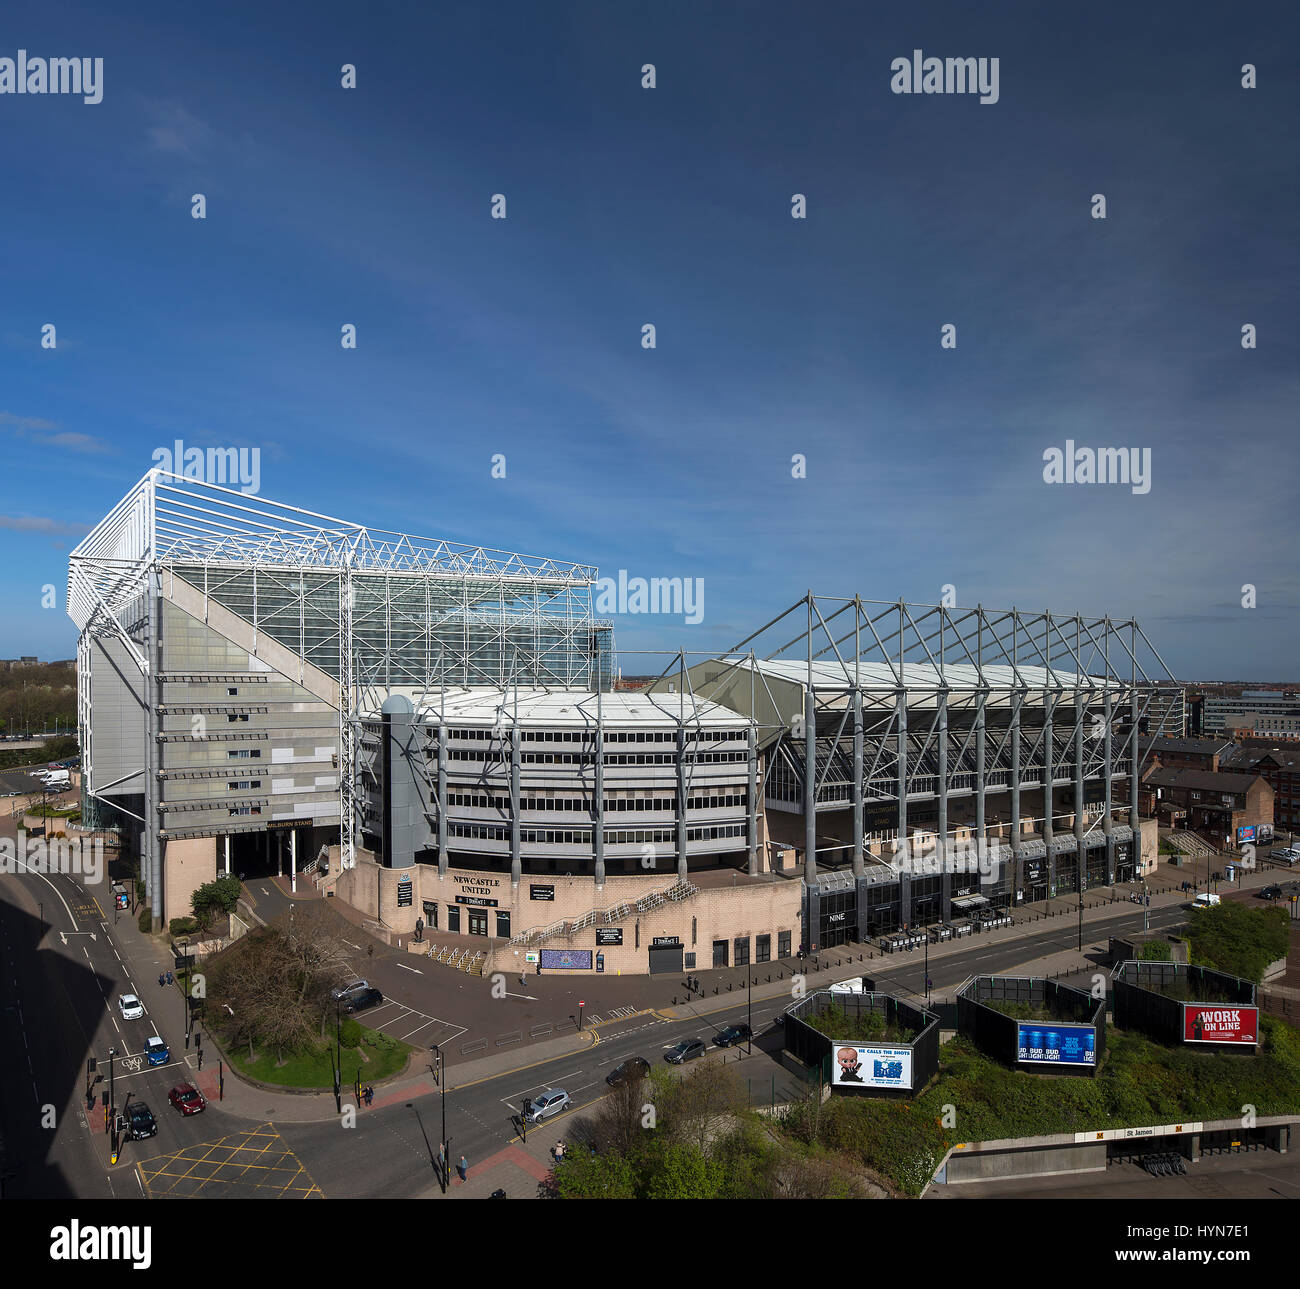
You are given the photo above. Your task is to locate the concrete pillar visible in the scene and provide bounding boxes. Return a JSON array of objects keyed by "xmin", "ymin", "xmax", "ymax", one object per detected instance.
[
  {"xmin": 1103, "ymin": 689, "xmax": 1114, "ymax": 883},
  {"xmin": 937, "ymin": 689, "xmax": 950, "ymax": 911},
  {"xmin": 1044, "ymin": 696, "xmax": 1055, "ymax": 894},
  {"xmin": 975, "ymin": 688, "xmax": 987, "ymax": 884},
  {"xmin": 747, "ymin": 724, "xmax": 759, "ymax": 877},
  {"xmin": 593, "ymin": 719, "xmax": 606, "ymax": 890},
  {"xmin": 1074, "ymin": 689, "xmax": 1086, "ymax": 891},
  {"xmin": 1010, "ymin": 691, "xmax": 1023, "ymax": 900},
  {"xmin": 509, "ymin": 725, "xmax": 521, "ymax": 888},
  {"xmin": 803, "ymin": 691, "xmax": 817, "ymax": 885},
  {"xmin": 852, "ymin": 687, "xmax": 864, "ymax": 879},
  {"xmin": 897, "ymin": 691, "xmax": 910, "ymax": 927},
  {"xmin": 1130, "ymin": 687, "xmax": 1141, "ymax": 837},
  {"xmin": 436, "ymin": 723, "xmax": 448, "ymax": 879},
  {"xmin": 676, "ymin": 724, "xmax": 689, "ymax": 882},
  {"xmin": 290, "ymin": 827, "xmax": 297, "ymax": 894},
  {"xmin": 224, "ymin": 834, "xmax": 231, "ymax": 877}
]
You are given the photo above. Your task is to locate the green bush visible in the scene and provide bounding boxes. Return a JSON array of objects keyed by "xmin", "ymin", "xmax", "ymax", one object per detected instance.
[
  {"xmin": 169, "ymin": 917, "xmax": 199, "ymax": 937},
  {"xmin": 137, "ymin": 908, "xmax": 152, "ymax": 933},
  {"xmin": 1187, "ymin": 903, "xmax": 1290, "ymax": 983},
  {"xmin": 1139, "ymin": 940, "xmax": 1172, "ymax": 961},
  {"xmin": 339, "ymin": 1018, "xmax": 364, "ymax": 1048}
]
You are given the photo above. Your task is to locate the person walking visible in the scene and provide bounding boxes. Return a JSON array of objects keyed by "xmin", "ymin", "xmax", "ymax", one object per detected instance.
[
  {"xmin": 158, "ymin": 972, "xmax": 166, "ymax": 988},
  {"xmin": 457, "ymin": 1153, "xmax": 469, "ymax": 1183}
]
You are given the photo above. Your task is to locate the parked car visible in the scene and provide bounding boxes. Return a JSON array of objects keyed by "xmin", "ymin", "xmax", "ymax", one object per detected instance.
[
  {"xmin": 1259, "ymin": 885, "xmax": 1284, "ymax": 901},
  {"xmin": 605, "ymin": 1057, "xmax": 651, "ymax": 1086},
  {"xmin": 168, "ymin": 1083, "xmax": 206, "ymax": 1116},
  {"xmin": 117, "ymin": 994, "xmax": 144, "ymax": 1021},
  {"xmin": 1270, "ymin": 848, "xmax": 1300, "ymax": 866},
  {"xmin": 525, "ymin": 1089, "xmax": 571, "ymax": 1123},
  {"xmin": 341, "ymin": 987, "xmax": 383, "ymax": 1014},
  {"xmin": 125, "ymin": 1102, "xmax": 157, "ymax": 1140},
  {"xmin": 665, "ymin": 1039, "xmax": 706, "ymax": 1064},
  {"xmin": 712, "ymin": 1024, "xmax": 753, "ymax": 1048},
  {"xmin": 331, "ymin": 979, "xmax": 370, "ymax": 1000},
  {"xmin": 1191, "ymin": 892, "xmax": 1220, "ymax": 908},
  {"xmin": 144, "ymin": 1036, "xmax": 169, "ymax": 1066}
]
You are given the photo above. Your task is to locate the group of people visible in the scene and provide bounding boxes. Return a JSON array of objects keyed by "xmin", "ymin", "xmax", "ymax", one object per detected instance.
[
  {"xmin": 361, "ymin": 1085, "xmax": 375, "ymax": 1106},
  {"xmin": 157, "ymin": 971, "xmax": 173, "ymax": 987}
]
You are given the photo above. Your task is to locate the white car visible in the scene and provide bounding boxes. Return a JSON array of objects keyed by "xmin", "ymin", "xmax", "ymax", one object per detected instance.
[
  {"xmin": 525, "ymin": 1089, "xmax": 571, "ymax": 1123},
  {"xmin": 118, "ymin": 994, "xmax": 145, "ymax": 1020}
]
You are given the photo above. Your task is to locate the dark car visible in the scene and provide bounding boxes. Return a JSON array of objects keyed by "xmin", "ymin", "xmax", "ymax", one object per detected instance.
[
  {"xmin": 168, "ymin": 1083, "xmax": 206, "ymax": 1116},
  {"xmin": 342, "ymin": 987, "xmax": 384, "ymax": 1014},
  {"xmin": 125, "ymin": 1102, "xmax": 157, "ymax": 1140},
  {"xmin": 1258, "ymin": 885, "xmax": 1284, "ymax": 901},
  {"xmin": 665, "ymin": 1039, "xmax": 706, "ymax": 1064},
  {"xmin": 605, "ymin": 1057, "xmax": 651, "ymax": 1086},
  {"xmin": 712, "ymin": 1024, "xmax": 753, "ymax": 1048}
]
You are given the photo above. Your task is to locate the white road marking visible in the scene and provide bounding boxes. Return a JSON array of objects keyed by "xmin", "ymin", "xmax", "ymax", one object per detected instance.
[{"xmin": 395, "ymin": 963, "xmax": 422, "ymax": 974}]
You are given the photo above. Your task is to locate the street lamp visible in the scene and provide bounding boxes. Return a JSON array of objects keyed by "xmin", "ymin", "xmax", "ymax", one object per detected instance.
[
  {"xmin": 178, "ymin": 938, "xmax": 191, "ymax": 1048},
  {"xmin": 334, "ymin": 996, "xmax": 343, "ymax": 1114},
  {"xmin": 107, "ymin": 1045, "xmax": 117, "ymax": 1136},
  {"xmin": 431, "ymin": 1044, "xmax": 447, "ymax": 1194}
]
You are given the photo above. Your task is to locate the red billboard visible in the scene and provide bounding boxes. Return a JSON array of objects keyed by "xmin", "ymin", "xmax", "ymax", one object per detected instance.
[{"xmin": 1182, "ymin": 1004, "xmax": 1258, "ymax": 1045}]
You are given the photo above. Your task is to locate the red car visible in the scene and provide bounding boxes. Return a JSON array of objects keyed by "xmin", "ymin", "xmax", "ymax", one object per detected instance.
[{"xmin": 168, "ymin": 1083, "xmax": 206, "ymax": 1116}]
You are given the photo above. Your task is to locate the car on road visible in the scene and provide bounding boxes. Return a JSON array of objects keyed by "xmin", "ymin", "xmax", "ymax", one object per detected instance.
[
  {"xmin": 1270, "ymin": 848, "xmax": 1300, "ymax": 866},
  {"xmin": 605, "ymin": 1057, "xmax": 651, "ymax": 1086},
  {"xmin": 665, "ymin": 1039, "xmax": 707, "ymax": 1064},
  {"xmin": 331, "ymin": 979, "xmax": 370, "ymax": 1000},
  {"xmin": 712, "ymin": 1024, "xmax": 753, "ymax": 1048},
  {"xmin": 125, "ymin": 1102, "xmax": 157, "ymax": 1140},
  {"xmin": 168, "ymin": 1083, "xmax": 206, "ymax": 1116},
  {"xmin": 1259, "ymin": 885, "xmax": 1284, "ymax": 901},
  {"xmin": 1191, "ymin": 892, "xmax": 1220, "ymax": 908},
  {"xmin": 525, "ymin": 1089, "xmax": 571, "ymax": 1123},
  {"xmin": 144, "ymin": 1036, "xmax": 169, "ymax": 1066},
  {"xmin": 341, "ymin": 987, "xmax": 384, "ymax": 1014},
  {"xmin": 118, "ymin": 994, "xmax": 144, "ymax": 1020}
]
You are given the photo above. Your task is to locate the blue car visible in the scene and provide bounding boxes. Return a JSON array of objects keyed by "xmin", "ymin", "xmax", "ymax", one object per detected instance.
[{"xmin": 145, "ymin": 1036, "xmax": 169, "ymax": 1066}]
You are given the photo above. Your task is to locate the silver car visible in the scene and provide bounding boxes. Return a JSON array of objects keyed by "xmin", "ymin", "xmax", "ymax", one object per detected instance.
[
  {"xmin": 118, "ymin": 994, "xmax": 144, "ymax": 1020},
  {"xmin": 525, "ymin": 1089, "xmax": 571, "ymax": 1123}
]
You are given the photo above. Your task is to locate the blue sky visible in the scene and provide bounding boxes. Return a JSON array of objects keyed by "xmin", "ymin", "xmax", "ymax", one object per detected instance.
[{"xmin": 2, "ymin": 0, "xmax": 1297, "ymax": 679}]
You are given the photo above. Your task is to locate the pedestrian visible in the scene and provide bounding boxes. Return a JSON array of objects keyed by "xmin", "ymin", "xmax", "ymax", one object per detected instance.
[
  {"xmin": 158, "ymin": 972, "xmax": 165, "ymax": 988},
  {"xmin": 166, "ymin": 970, "xmax": 173, "ymax": 986},
  {"xmin": 925, "ymin": 975, "xmax": 933, "ymax": 994},
  {"xmin": 457, "ymin": 1153, "xmax": 468, "ymax": 1183},
  {"xmin": 553, "ymin": 1141, "xmax": 565, "ymax": 1163},
  {"xmin": 367, "ymin": 943, "xmax": 374, "ymax": 958},
  {"xmin": 520, "ymin": 972, "xmax": 526, "ymax": 988},
  {"xmin": 438, "ymin": 1142, "xmax": 446, "ymax": 1178}
]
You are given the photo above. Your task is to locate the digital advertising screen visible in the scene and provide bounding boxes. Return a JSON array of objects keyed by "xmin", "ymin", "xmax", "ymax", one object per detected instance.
[
  {"xmin": 830, "ymin": 1043, "xmax": 913, "ymax": 1089},
  {"xmin": 538, "ymin": 948, "xmax": 592, "ymax": 970},
  {"xmin": 1183, "ymin": 1005, "xmax": 1259, "ymax": 1045},
  {"xmin": 1016, "ymin": 1022, "xmax": 1097, "ymax": 1065}
]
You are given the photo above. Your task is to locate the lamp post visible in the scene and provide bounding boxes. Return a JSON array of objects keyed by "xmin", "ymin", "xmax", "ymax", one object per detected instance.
[
  {"xmin": 747, "ymin": 965, "xmax": 753, "ymax": 1055},
  {"xmin": 431, "ymin": 1044, "xmax": 447, "ymax": 1193},
  {"xmin": 107, "ymin": 1045, "xmax": 117, "ymax": 1136},
  {"xmin": 178, "ymin": 938, "xmax": 190, "ymax": 1048},
  {"xmin": 333, "ymin": 996, "xmax": 343, "ymax": 1114}
]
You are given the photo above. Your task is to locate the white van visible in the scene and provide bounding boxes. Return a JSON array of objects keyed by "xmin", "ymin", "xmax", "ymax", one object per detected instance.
[{"xmin": 1191, "ymin": 892, "xmax": 1220, "ymax": 908}]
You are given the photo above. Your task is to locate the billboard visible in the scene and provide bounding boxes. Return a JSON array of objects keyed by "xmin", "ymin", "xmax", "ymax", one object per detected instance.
[
  {"xmin": 831, "ymin": 1043, "xmax": 913, "ymax": 1090},
  {"xmin": 1237, "ymin": 825, "xmax": 1257, "ymax": 844},
  {"xmin": 1183, "ymin": 1004, "xmax": 1258, "ymax": 1045},
  {"xmin": 1016, "ymin": 1023, "xmax": 1096, "ymax": 1066},
  {"xmin": 539, "ymin": 948, "xmax": 592, "ymax": 970}
]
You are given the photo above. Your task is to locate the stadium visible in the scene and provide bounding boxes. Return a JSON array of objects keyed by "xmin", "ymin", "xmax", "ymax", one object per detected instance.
[{"xmin": 69, "ymin": 470, "xmax": 1180, "ymax": 975}]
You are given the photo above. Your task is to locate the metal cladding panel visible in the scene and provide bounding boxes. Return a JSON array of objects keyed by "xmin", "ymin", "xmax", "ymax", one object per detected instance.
[{"xmin": 88, "ymin": 635, "xmax": 148, "ymax": 797}]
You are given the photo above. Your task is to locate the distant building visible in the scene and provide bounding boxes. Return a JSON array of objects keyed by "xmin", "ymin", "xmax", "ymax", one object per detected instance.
[
  {"xmin": 1220, "ymin": 742, "xmax": 1300, "ymax": 841},
  {"xmin": 1140, "ymin": 766, "xmax": 1274, "ymax": 848},
  {"xmin": 1142, "ymin": 736, "xmax": 1235, "ymax": 774},
  {"xmin": 1203, "ymin": 690, "xmax": 1300, "ymax": 738}
]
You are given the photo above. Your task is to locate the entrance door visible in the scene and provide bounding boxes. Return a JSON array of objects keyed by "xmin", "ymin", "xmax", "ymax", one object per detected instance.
[
  {"xmin": 447, "ymin": 905, "xmax": 461, "ymax": 933},
  {"xmin": 712, "ymin": 940, "xmax": 728, "ymax": 968},
  {"xmin": 468, "ymin": 910, "xmax": 488, "ymax": 936}
]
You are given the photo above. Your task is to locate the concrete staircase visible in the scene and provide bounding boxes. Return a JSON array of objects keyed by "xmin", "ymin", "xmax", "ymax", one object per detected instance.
[{"xmin": 510, "ymin": 878, "xmax": 699, "ymax": 947}]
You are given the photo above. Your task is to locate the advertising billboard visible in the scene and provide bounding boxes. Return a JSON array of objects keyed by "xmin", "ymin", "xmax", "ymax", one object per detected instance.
[
  {"xmin": 1016, "ymin": 1022, "xmax": 1097, "ymax": 1066},
  {"xmin": 538, "ymin": 948, "xmax": 592, "ymax": 970},
  {"xmin": 1182, "ymin": 1004, "xmax": 1259, "ymax": 1045},
  {"xmin": 830, "ymin": 1043, "xmax": 913, "ymax": 1090},
  {"xmin": 1237, "ymin": 825, "xmax": 1257, "ymax": 844}
]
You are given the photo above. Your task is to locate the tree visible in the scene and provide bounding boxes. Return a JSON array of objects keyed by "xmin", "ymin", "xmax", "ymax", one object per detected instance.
[
  {"xmin": 642, "ymin": 1143, "xmax": 724, "ymax": 1199},
  {"xmin": 552, "ymin": 1151, "xmax": 638, "ymax": 1199}
]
